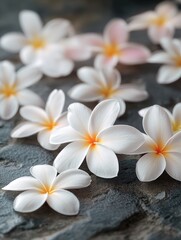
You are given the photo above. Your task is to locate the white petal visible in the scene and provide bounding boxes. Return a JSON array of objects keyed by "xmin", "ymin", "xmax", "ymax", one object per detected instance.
[
  {"xmin": 132, "ymin": 134, "xmax": 156, "ymax": 154},
  {"xmin": 19, "ymin": 10, "xmax": 43, "ymax": 38},
  {"xmin": 89, "ymin": 99, "xmax": 120, "ymax": 135},
  {"xmin": 156, "ymin": 1, "xmax": 177, "ymax": 18},
  {"xmin": 157, "ymin": 65, "xmax": 181, "ymax": 84},
  {"xmin": 165, "ymin": 152, "xmax": 181, "ymax": 181},
  {"xmin": 13, "ymin": 190, "xmax": 47, "ymax": 213},
  {"xmin": 47, "ymin": 189, "xmax": 79, "ymax": 215},
  {"xmin": 56, "ymin": 112, "xmax": 68, "ymax": 128},
  {"xmin": 37, "ymin": 130, "xmax": 60, "ymax": 151},
  {"xmin": 45, "ymin": 89, "xmax": 65, "ymax": 121},
  {"xmin": 68, "ymin": 103, "xmax": 91, "ymax": 135},
  {"xmin": 115, "ymin": 98, "xmax": 126, "ymax": 117},
  {"xmin": 173, "ymin": 102, "xmax": 181, "ymax": 124},
  {"xmin": 53, "ymin": 141, "xmax": 89, "ymax": 173},
  {"xmin": 20, "ymin": 106, "xmax": 48, "ymax": 123},
  {"xmin": 16, "ymin": 66, "xmax": 42, "ymax": 89},
  {"xmin": 138, "ymin": 107, "xmax": 151, "ymax": 118},
  {"xmin": 17, "ymin": 89, "xmax": 44, "ymax": 107},
  {"xmin": 86, "ymin": 145, "xmax": 119, "ymax": 178},
  {"xmin": 94, "ymin": 54, "xmax": 118, "ymax": 69},
  {"xmin": 0, "ymin": 33, "xmax": 26, "ymax": 52},
  {"xmin": 2, "ymin": 176, "xmax": 41, "ymax": 191},
  {"xmin": 30, "ymin": 164, "xmax": 57, "ymax": 186},
  {"xmin": 115, "ymin": 86, "xmax": 148, "ymax": 102},
  {"xmin": 99, "ymin": 125, "xmax": 144, "ymax": 154},
  {"xmin": 41, "ymin": 56, "xmax": 74, "ymax": 78},
  {"xmin": 148, "ymin": 52, "xmax": 172, "ymax": 64},
  {"xmin": 54, "ymin": 169, "xmax": 91, "ymax": 189},
  {"xmin": 0, "ymin": 61, "xmax": 15, "ymax": 85},
  {"xmin": 50, "ymin": 126, "xmax": 83, "ymax": 145},
  {"xmin": 143, "ymin": 105, "xmax": 172, "ymax": 144},
  {"xmin": 68, "ymin": 84, "xmax": 100, "ymax": 102},
  {"xmin": 43, "ymin": 19, "xmax": 74, "ymax": 42},
  {"xmin": 20, "ymin": 46, "xmax": 37, "ymax": 64},
  {"xmin": 101, "ymin": 68, "xmax": 121, "ymax": 88},
  {"xmin": 148, "ymin": 25, "xmax": 174, "ymax": 44},
  {"xmin": 136, "ymin": 153, "xmax": 166, "ymax": 182},
  {"xmin": 166, "ymin": 131, "xmax": 181, "ymax": 153},
  {"xmin": 0, "ymin": 97, "xmax": 19, "ymax": 120},
  {"xmin": 77, "ymin": 67, "xmax": 106, "ymax": 87},
  {"xmin": 11, "ymin": 122, "xmax": 43, "ymax": 138}
]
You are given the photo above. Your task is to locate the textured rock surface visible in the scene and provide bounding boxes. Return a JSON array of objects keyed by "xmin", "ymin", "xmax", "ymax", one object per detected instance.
[{"xmin": 0, "ymin": 0, "xmax": 181, "ymax": 239}]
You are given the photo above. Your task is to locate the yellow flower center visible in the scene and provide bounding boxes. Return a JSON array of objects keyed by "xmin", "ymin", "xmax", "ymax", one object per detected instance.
[
  {"xmin": 42, "ymin": 120, "xmax": 58, "ymax": 131},
  {"xmin": 151, "ymin": 15, "xmax": 168, "ymax": 27},
  {"xmin": 99, "ymin": 86, "xmax": 117, "ymax": 98},
  {"xmin": 103, "ymin": 44, "xmax": 121, "ymax": 57},
  {"xmin": 172, "ymin": 121, "xmax": 181, "ymax": 132},
  {"xmin": 173, "ymin": 56, "xmax": 181, "ymax": 67},
  {"xmin": 84, "ymin": 134, "xmax": 101, "ymax": 148},
  {"xmin": 28, "ymin": 37, "xmax": 46, "ymax": 49},
  {"xmin": 39, "ymin": 185, "xmax": 56, "ymax": 195},
  {"xmin": 0, "ymin": 83, "xmax": 17, "ymax": 98}
]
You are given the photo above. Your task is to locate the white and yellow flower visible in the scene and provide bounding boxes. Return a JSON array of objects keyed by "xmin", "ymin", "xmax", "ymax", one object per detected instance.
[
  {"xmin": 0, "ymin": 10, "xmax": 76, "ymax": 77},
  {"xmin": 50, "ymin": 100, "xmax": 144, "ymax": 178},
  {"xmin": 2, "ymin": 164, "xmax": 91, "ymax": 215},
  {"xmin": 149, "ymin": 38, "xmax": 181, "ymax": 84},
  {"xmin": 139, "ymin": 103, "xmax": 181, "ymax": 133},
  {"xmin": 129, "ymin": 1, "xmax": 181, "ymax": 43},
  {"xmin": 11, "ymin": 89, "xmax": 67, "ymax": 151},
  {"xmin": 69, "ymin": 67, "xmax": 148, "ymax": 116},
  {"xmin": 134, "ymin": 105, "xmax": 181, "ymax": 182},
  {"xmin": 0, "ymin": 61, "xmax": 42, "ymax": 120}
]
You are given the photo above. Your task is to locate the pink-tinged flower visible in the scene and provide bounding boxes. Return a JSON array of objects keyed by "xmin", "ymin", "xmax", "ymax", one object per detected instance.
[
  {"xmin": 0, "ymin": 61, "xmax": 43, "ymax": 120},
  {"xmin": 129, "ymin": 1, "xmax": 181, "ymax": 44},
  {"xmin": 139, "ymin": 103, "xmax": 181, "ymax": 133},
  {"xmin": 148, "ymin": 38, "xmax": 181, "ymax": 84},
  {"xmin": 79, "ymin": 19, "xmax": 150, "ymax": 69},
  {"xmin": 69, "ymin": 67, "xmax": 148, "ymax": 116},
  {"xmin": 50, "ymin": 100, "xmax": 144, "ymax": 178},
  {"xmin": 0, "ymin": 10, "xmax": 76, "ymax": 77},
  {"xmin": 2, "ymin": 164, "xmax": 91, "ymax": 215},
  {"xmin": 11, "ymin": 89, "xmax": 67, "ymax": 151},
  {"xmin": 133, "ymin": 105, "xmax": 181, "ymax": 182}
]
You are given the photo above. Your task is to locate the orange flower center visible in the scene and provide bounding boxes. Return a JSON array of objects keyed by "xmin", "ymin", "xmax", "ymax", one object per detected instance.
[
  {"xmin": 152, "ymin": 141, "xmax": 170, "ymax": 156},
  {"xmin": 29, "ymin": 37, "xmax": 46, "ymax": 49},
  {"xmin": 42, "ymin": 120, "xmax": 58, "ymax": 131},
  {"xmin": 103, "ymin": 43, "xmax": 121, "ymax": 57},
  {"xmin": 0, "ymin": 83, "xmax": 17, "ymax": 98},
  {"xmin": 173, "ymin": 56, "xmax": 181, "ymax": 67},
  {"xmin": 39, "ymin": 185, "xmax": 56, "ymax": 195},
  {"xmin": 151, "ymin": 16, "xmax": 168, "ymax": 27},
  {"xmin": 84, "ymin": 134, "xmax": 101, "ymax": 148}
]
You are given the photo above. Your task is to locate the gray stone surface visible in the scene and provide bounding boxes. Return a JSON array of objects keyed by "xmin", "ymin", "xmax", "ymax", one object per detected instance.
[{"xmin": 0, "ymin": 0, "xmax": 181, "ymax": 239}]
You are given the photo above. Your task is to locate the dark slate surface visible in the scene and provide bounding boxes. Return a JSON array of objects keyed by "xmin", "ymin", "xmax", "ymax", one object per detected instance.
[{"xmin": 0, "ymin": 0, "xmax": 181, "ymax": 239}]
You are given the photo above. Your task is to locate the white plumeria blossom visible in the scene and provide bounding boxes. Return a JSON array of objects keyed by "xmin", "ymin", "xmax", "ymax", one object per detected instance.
[
  {"xmin": 69, "ymin": 67, "xmax": 148, "ymax": 116},
  {"xmin": 134, "ymin": 105, "xmax": 181, "ymax": 182},
  {"xmin": 79, "ymin": 19, "xmax": 151, "ymax": 69},
  {"xmin": 0, "ymin": 61, "xmax": 43, "ymax": 120},
  {"xmin": 139, "ymin": 103, "xmax": 181, "ymax": 133},
  {"xmin": 149, "ymin": 38, "xmax": 181, "ymax": 84},
  {"xmin": 2, "ymin": 164, "xmax": 91, "ymax": 215},
  {"xmin": 50, "ymin": 99, "xmax": 145, "ymax": 178},
  {"xmin": 129, "ymin": 1, "xmax": 181, "ymax": 44},
  {"xmin": 0, "ymin": 10, "xmax": 76, "ymax": 77},
  {"xmin": 11, "ymin": 89, "xmax": 67, "ymax": 150}
]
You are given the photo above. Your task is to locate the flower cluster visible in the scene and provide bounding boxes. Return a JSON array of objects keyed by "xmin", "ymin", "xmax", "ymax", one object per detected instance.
[{"xmin": 1, "ymin": 1, "xmax": 181, "ymax": 216}]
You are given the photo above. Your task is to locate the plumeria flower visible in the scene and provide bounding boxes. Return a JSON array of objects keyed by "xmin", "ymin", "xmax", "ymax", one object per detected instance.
[
  {"xmin": 11, "ymin": 89, "xmax": 67, "ymax": 150},
  {"xmin": 69, "ymin": 67, "xmax": 148, "ymax": 116},
  {"xmin": 0, "ymin": 10, "xmax": 78, "ymax": 77},
  {"xmin": 79, "ymin": 19, "xmax": 151, "ymax": 69},
  {"xmin": 129, "ymin": 1, "xmax": 181, "ymax": 44},
  {"xmin": 133, "ymin": 105, "xmax": 181, "ymax": 182},
  {"xmin": 50, "ymin": 100, "xmax": 145, "ymax": 178},
  {"xmin": 2, "ymin": 164, "xmax": 91, "ymax": 215},
  {"xmin": 139, "ymin": 102, "xmax": 181, "ymax": 133},
  {"xmin": 0, "ymin": 61, "xmax": 43, "ymax": 120},
  {"xmin": 148, "ymin": 38, "xmax": 181, "ymax": 84}
]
